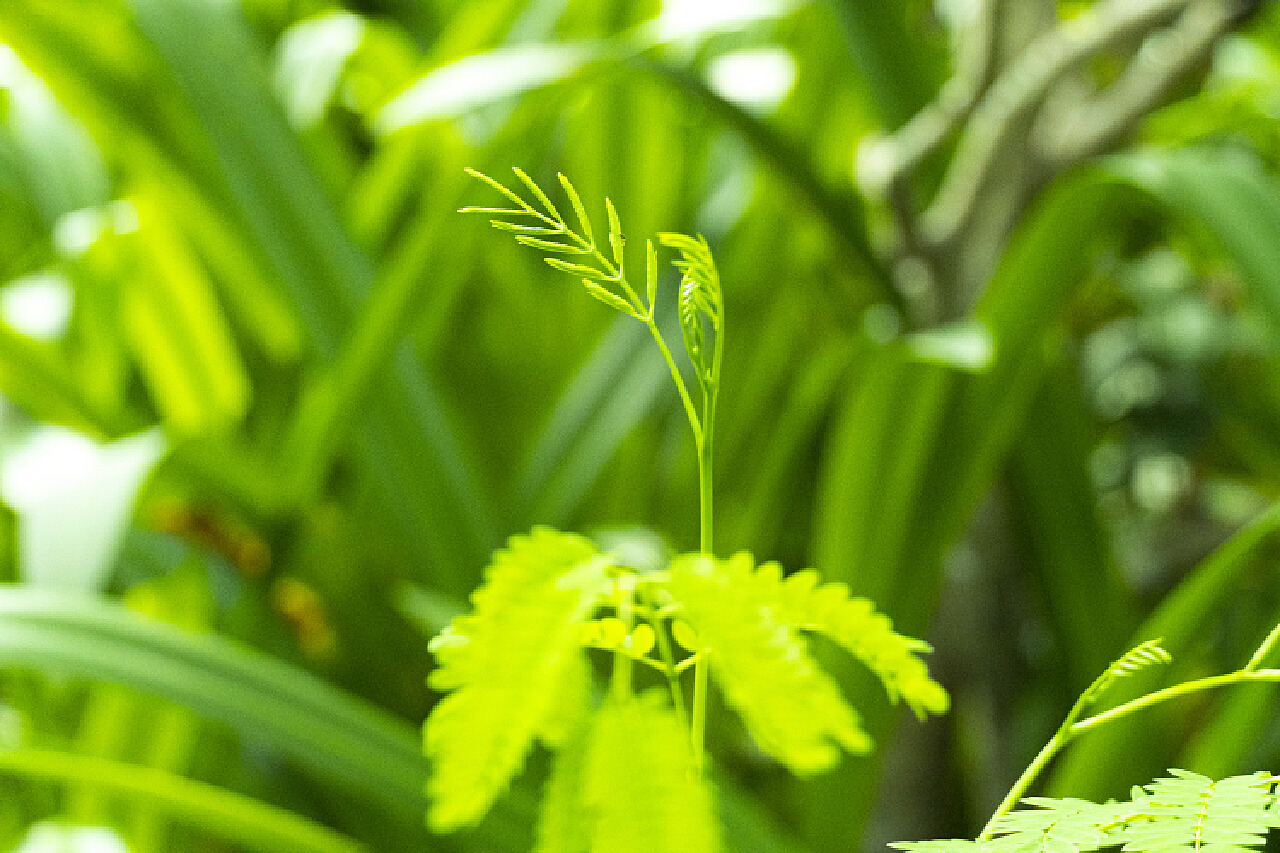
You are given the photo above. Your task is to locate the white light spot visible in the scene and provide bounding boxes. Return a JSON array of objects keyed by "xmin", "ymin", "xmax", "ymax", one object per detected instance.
[
  {"xmin": 1, "ymin": 272, "xmax": 72, "ymax": 340},
  {"xmin": 706, "ymin": 48, "xmax": 796, "ymax": 112}
]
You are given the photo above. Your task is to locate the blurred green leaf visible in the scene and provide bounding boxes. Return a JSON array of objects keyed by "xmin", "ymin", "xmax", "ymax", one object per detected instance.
[
  {"xmin": 0, "ymin": 587, "xmax": 426, "ymax": 818},
  {"xmin": 0, "ymin": 748, "xmax": 366, "ymax": 853}
]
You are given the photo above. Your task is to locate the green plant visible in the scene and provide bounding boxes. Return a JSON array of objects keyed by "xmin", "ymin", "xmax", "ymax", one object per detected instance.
[
  {"xmin": 421, "ymin": 169, "xmax": 949, "ymax": 849},
  {"xmin": 893, "ymin": 625, "xmax": 1280, "ymax": 852}
]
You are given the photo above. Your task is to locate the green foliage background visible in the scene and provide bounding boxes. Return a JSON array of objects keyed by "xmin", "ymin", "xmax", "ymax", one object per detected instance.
[{"xmin": 2, "ymin": 0, "xmax": 1280, "ymax": 851}]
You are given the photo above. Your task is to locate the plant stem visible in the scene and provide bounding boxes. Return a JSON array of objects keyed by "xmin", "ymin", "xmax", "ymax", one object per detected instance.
[
  {"xmin": 610, "ymin": 574, "xmax": 636, "ymax": 702},
  {"xmin": 644, "ymin": 587, "xmax": 689, "ymax": 731},
  {"xmin": 645, "ymin": 317, "xmax": 702, "ymax": 443},
  {"xmin": 980, "ymin": 665, "xmax": 1280, "ymax": 838},
  {"xmin": 691, "ymin": 652, "xmax": 709, "ymax": 779}
]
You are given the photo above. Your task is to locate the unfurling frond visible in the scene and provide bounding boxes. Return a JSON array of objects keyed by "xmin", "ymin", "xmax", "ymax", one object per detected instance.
[
  {"xmin": 894, "ymin": 771, "xmax": 1280, "ymax": 853},
  {"xmin": 667, "ymin": 553, "xmax": 871, "ymax": 775},
  {"xmin": 584, "ymin": 692, "xmax": 721, "ymax": 853},
  {"xmin": 660, "ymin": 233, "xmax": 722, "ymax": 381},
  {"xmin": 1079, "ymin": 639, "xmax": 1172, "ymax": 711},
  {"xmin": 424, "ymin": 527, "xmax": 611, "ymax": 831},
  {"xmin": 757, "ymin": 564, "xmax": 949, "ymax": 719}
]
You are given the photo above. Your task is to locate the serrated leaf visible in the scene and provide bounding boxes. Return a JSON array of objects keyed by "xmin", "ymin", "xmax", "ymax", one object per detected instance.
[
  {"xmin": 559, "ymin": 173, "xmax": 594, "ymax": 248},
  {"xmin": 536, "ymin": 652, "xmax": 593, "ymax": 749},
  {"xmin": 584, "ymin": 692, "xmax": 720, "ymax": 853},
  {"xmin": 758, "ymin": 563, "xmax": 948, "ymax": 719},
  {"xmin": 667, "ymin": 553, "xmax": 871, "ymax": 774},
  {"xmin": 424, "ymin": 527, "xmax": 611, "ymax": 831}
]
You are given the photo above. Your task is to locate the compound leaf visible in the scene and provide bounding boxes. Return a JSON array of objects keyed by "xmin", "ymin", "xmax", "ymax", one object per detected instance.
[
  {"xmin": 893, "ymin": 771, "xmax": 1280, "ymax": 853},
  {"xmin": 667, "ymin": 553, "xmax": 870, "ymax": 775},
  {"xmin": 584, "ymin": 691, "xmax": 720, "ymax": 853},
  {"xmin": 889, "ymin": 842, "xmax": 982, "ymax": 853},
  {"xmin": 761, "ymin": 564, "xmax": 948, "ymax": 719},
  {"xmin": 1119, "ymin": 770, "xmax": 1278, "ymax": 853},
  {"xmin": 424, "ymin": 527, "xmax": 611, "ymax": 831},
  {"xmin": 986, "ymin": 798, "xmax": 1137, "ymax": 853}
]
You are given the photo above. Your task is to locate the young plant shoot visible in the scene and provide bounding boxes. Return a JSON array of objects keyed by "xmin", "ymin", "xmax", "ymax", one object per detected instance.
[{"xmin": 420, "ymin": 168, "xmax": 949, "ymax": 852}]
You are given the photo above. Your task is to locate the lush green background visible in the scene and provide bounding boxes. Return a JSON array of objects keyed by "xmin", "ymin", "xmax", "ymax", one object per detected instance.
[{"xmin": 2, "ymin": 0, "xmax": 1280, "ymax": 850}]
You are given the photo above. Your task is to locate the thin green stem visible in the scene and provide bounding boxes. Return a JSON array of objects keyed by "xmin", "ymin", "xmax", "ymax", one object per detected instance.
[
  {"xmin": 980, "ymin": 732, "xmax": 1068, "ymax": 839},
  {"xmin": 1071, "ymin": 669, "xmax": 1280, "ymax": 735},
  {"xmin": 691, "ymin": 652, "xmax": 710, "ymax": 779},
  {"xmin": 644, "ymin": 317, "xmax": 702, "ymax": 442},
  {"xmin": 698, "ymin": 388, "xmax": 716, "ymax": 556},
  {"xmin": 610, "ymin": 574, "xmax": 637, "ymax": 702},
  {"xmin": 981, "ymin": 666, "xmax": 1280, "ymax": 837},
  {"xmin": 644, "ymin": 591, "xmax": 689, "ymax": 732}
]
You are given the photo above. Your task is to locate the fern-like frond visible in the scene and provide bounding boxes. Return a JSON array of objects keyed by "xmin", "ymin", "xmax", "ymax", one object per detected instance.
[
  {"xmin": 583, "ymin": 691, "xmax": 721, "ymax": 853},
  {"xmin": 1118, "ymin": 770, "xmax": 1278, "ymax": 853},
  {"xmin": 756, "ymin": 564, "xmax": 949, "ymax": 719},
  {"xmin": 986, "ymin": 798, "xmax": 1139, "ymax": 853},
  {"xmin": 461, "ymin": 168, "xmax": 649, "ymax": 318},
  {"xmin": 424, "ymin": 527, "xmax": 612, "ymax": 831},
  {"xmin": 889, "ymin": 841, "xmax": 982, "ymax": 853},
  {"xmin": 1079, "ymin": 639, "xmax": 1172, "ymax": 711},
  {"xmin": 896, "ymin": 772, "xmax": 1280, "ymax": 853},
  {"xmin": 667, "ymin": 553, "xmax": 871, "ymax": 775}
]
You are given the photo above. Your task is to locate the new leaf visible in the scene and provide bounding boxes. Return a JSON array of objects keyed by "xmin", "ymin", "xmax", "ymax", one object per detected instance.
[{"xmin": 424, "ymin": 527, "xmax": 611, "ymax": 830}]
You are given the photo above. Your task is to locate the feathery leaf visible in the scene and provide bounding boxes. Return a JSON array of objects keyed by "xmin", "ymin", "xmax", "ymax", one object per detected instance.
[
  {"xmin": 584, "ymin": 691, "xmax": 721, "ymax": 853},
  {"xmin": 1119, "ymin": 770, "xmax": 1278, "ymax": 853},
  {"xmin": 667, "ymin": 553, "xmax": 871, "ymax": 775},
  {"xmin": 559, "ymin": 173, "xmax": 595, "ymax": 248},
  {"xmin": 889, "ymin": 841, "xmax": 982, "ymax": 853},
  {"xmin": 544, "ymin": 257, "xmax": 616, "ymax": 283},
  {"xmin": 986, "ymin": 798, "xmax": 1138, "ymax": 853},
  {"xmin": 513, "ymin": 166, "xmax": 562, "ymax": 221},
  {"xmin": 582, "ymin": 281, "xmax": 640, "ymax": 317},
  {"xmin": 515, "ymin": 235, "xmax": 588, "ymax": 254},
  {"xmin": 756, "ymin": 564, "xmax": 949, "ymax": 719},
  {"xmin": 893, "ymin": 772, "xmax": 1280, "ymax": 853},
  {"xmin": 464, "ymin": 167, "xmax": 537, "ymax": 214},
  {"xmin": 424, "ymin": 527, "xmax": 611, "ymax": 831}
]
